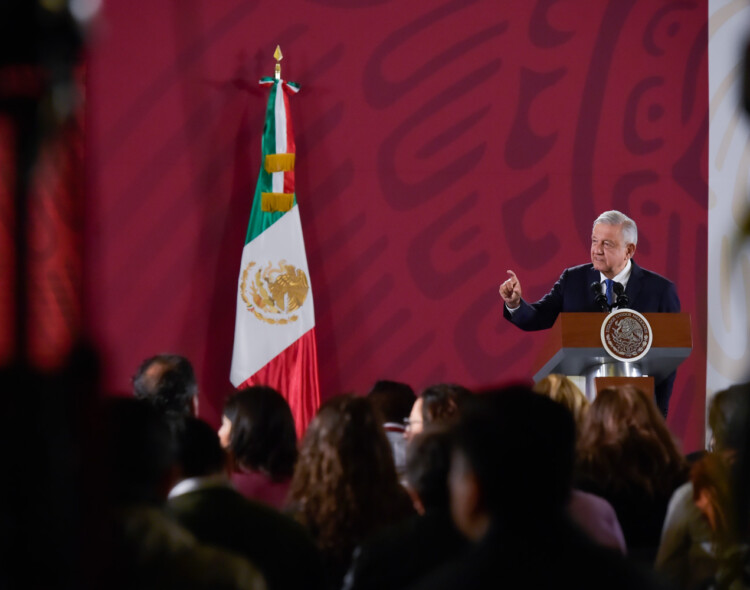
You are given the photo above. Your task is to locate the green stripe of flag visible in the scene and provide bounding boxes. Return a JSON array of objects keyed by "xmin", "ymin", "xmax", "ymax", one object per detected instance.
[{"xmin": 245, "ymin": 81, "xmax": 298, "ymax": 245}]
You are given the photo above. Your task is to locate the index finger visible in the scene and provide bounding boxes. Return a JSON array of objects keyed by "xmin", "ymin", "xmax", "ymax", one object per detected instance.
[{"xmin": 506, "ymin": 270, "xmax": 517, "ymax": 283}]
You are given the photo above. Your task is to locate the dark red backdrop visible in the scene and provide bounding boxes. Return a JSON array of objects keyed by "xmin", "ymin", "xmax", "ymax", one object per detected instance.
[{"xmin": 85, "ymin": 0, "xmax": 708, "ymax": 450}]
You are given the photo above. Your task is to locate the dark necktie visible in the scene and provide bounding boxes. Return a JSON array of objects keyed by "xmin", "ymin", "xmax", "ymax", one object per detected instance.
[{"xmin": 605, "ymin": 279, "xmax": 614, "ymax": 306}]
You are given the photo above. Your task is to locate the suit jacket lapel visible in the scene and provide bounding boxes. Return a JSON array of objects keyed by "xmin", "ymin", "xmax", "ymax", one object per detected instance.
[{"xmin": 626, "ymin": 260, "xmax": 642, "ymax": 306}]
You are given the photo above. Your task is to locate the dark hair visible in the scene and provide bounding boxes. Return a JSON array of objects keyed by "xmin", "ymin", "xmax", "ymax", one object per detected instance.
[
  {"xmin": 405, "ymin": 428, "xmax": 453, "ymax": 511},
  {"xmin": 288, "ymin": 394, "xmax": 412, "ymax": 563},
  {"xmin": 421, "ymin": 383, "xmax": 471, "ymax": 426},
  {"xmin": 576, "ymin": 385, "xmax": 687, "ymax": 497},
  {"xmin": 132, "ymin": 354, "xmax": 197, "ymax": 418},
  {"xmin": 453, "ymin": 386, "xmax": 575, "ymax": 520},
  {"xmin": 223, "ymin": 386, "xmax": 297, "ymax": 480},
  {"xmin": 709, "ymin": 382, "xmax": 750, "ymax": 452},
  {"xmin": 175, "ymin": 417, "xmax": 227, "ymax": 479},
  {"xmin": 367, "ymin": 380, "xmax": 416, "ymax": 423},
  {"xmin": 103, "ymin": 397, "xmax": 177, "ymax": 504}
]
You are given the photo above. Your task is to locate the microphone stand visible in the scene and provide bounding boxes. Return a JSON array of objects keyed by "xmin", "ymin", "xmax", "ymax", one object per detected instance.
[
  {"xmin": 590, "ymin": 282, "xmax": 610, "ymax": 312},
  {"xmin": 612, "ymin": 282, "xmax": 629, "ymax": 309}
]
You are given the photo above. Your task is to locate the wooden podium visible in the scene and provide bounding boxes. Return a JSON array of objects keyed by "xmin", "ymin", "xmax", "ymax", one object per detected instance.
[{"xmin": 533, "ymin": 313, "xmax": 692, "ymax": 401}]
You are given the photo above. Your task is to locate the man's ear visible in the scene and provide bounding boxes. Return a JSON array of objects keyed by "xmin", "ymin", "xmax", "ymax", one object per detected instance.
[
  {"xmin": 626, "ymin": 242, "xmax": 636, "ymax": 259},
  {"xmin": 191, "ymin": 395, "xmax": 200, "ymax": 417},
  {"xmin": 450, "ymin": 453, "xmax": 490, "ymax": 542},
  {"xmin": 461, "ymin": 471, "xmax": 491, "ymax": 541}
]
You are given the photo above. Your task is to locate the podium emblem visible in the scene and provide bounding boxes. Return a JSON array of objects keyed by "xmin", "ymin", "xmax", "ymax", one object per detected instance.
[{"xmin": 600, "ymin": 310, "xmax": 652, "ymax": 362}]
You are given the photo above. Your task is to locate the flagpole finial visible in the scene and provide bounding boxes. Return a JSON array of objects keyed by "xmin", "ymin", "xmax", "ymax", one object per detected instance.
[{"xmin": 274, "ymin": 45, "xmax": 283, "ymax": 80}]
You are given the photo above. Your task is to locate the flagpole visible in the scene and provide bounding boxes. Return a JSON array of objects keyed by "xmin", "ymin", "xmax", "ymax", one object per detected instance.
[{"xmin": 274, "ymin": 45, "xmax": 282, "ymax": 81}]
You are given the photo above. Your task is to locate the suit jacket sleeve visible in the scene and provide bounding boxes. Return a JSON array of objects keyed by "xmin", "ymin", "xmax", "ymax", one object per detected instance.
[
  {"xmin": 502, "ymin": 269, "xmax": 568, "ymax": 331},
  {"xmin": 660, "ymin": 281, "xmax": 680, "ymax": 313}
]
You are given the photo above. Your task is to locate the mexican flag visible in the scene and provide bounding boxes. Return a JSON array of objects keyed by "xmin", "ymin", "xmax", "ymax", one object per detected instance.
[{"xmin": 230, "ymin": 75, "xmax": 320, "ymax": 437}]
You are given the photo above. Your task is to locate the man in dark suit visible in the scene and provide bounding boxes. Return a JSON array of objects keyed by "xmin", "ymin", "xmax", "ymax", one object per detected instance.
[{"xmin": 499, "ymin": 210, "xmax": 680, "ymax": 415}]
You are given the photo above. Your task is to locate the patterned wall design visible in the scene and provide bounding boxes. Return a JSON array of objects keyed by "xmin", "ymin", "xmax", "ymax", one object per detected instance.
[{"xmin": 86, "ymin": 0, "xmax": 708, "ymax": 450}]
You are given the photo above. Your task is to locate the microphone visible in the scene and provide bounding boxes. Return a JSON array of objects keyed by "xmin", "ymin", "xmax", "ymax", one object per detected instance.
[
  {"xmin": 590, "ymin": 281, "xmax": 610, "ymax": 312},
  {"xmin": 612, "ymin": 282, "xmax": 629, "ymax": 309}
]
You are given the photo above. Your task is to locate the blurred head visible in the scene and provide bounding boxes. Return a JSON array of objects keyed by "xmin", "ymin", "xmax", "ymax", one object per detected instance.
[
  {"xmin": 103, "ymin": 397, "xmax": 178, "ymax": 504},
  {"xmin": 132, "ymin": 354, "xmax": 198, "ymax": 419},
  {"xmin": 708, "ymin": 382, "xmax": 750, "ymax": 452},
  {"xmin": 221, "ymin": 386, "xmax": 297, "ymax": 481},
  {"xmin": 367, "ymin": 380, "xmax": 416, "ymax": 424},
  {"xmin": 175, "ymin": 417, "xmax": 228, "ymax": 480},
  {"xmin": 404, "ymin": 428, "xmax": 454, "ymax": 515},
  {"xmin": 449, "ymin": 386, "xmax": 575, "ymax": 541},
  {"xmin": 288, "ymin": 394, "xmax": 406, "ymax": 558},
  {"xmin": 532, "ymin": 374, "xmax": 589, "ymax": 432},
  {"xmin": 421, "ymin": 383, "xmax": 472, "ymax": 427},
  {"xmin": 577, "ymin": 385, "xmax": 686, "ymax": 496}
]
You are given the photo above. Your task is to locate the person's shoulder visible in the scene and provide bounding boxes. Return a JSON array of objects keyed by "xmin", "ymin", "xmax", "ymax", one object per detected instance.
[
  {"xmin": 665, "ymin": 481, "xmax": 694, "ymax": 512},
  {"xmin": 570, "ymin": 489, "xmax": 616, "ymax": 514},
  {"xmin": 631, "ymin": 262, "xmax": 675, "ymax": 287},
  {"xmin": 557, "ymin": 263, "xmax": 595, "ymax": 280},
  {"xmin": 557, "ymin": 263, "xmax": 596, "ymax": 282}
]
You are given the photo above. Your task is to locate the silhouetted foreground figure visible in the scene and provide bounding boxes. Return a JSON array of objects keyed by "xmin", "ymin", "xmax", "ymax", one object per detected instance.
[
  {"xmin": 103, "ymin": 398, "xmax": 265, "ymax": 590},
  {"xmin": 168, "ymin": 417, "xmax": 324, "ymax": 590},
  {"xmin": 0, "ymin": 355, "xmax": 100, "ymax": 590},
  {"xmin": 408, "ymin": 386, "xmax": 668, "ymax": 590},
  {"xmin": 343, "ymin": 428, "xmax": 468, "ymax": 590}
]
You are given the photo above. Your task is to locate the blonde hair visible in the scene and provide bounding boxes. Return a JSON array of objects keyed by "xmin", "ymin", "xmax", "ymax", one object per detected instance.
[{"xmin": 533, "ymin": 374, "xmax": 589, "ymax": 429}]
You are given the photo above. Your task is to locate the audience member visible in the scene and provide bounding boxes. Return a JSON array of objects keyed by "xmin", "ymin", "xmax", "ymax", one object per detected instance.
[
  {"xmin": 132, "ymin": 354, "xmax": 198, "ymax": 422},
  {"xmin": 103, "ymin": 398, "xmax": 265, "ymax": 590},
  {"xmin": 532, "ymin": 376, "xmax": 625, "ymax": 553},
  {"xmin": 404, "ymin": 396, "xmax": 424, "ymax": 442},
  {"xmin": 404, "ymin": 383, "xmax": 471, "ymax": 443},
  {"xmin": 287, "ymin": 394, "xmax": 414, "ymax": 590},
  {"xmin": 575, "ymin": 385, "xmax": 688, "ymax": 565},
  {"xmin": 407, "ymin": 386, "xmax": 665, "ymax": 590},
  {"xmin": 219, "ymin": 386, "xmax": 297, "ymax": 510},
  {"xmin": 168, "ymin": 417, "xmax": 325, "ymax": 590},
  {"xmin": 566, "ymin": 489, "xmax": 627, "ymax": 555},
  {"xmin": 656, "ymin": 382, "xmax": 750, "ymax": 589},
  {"xmin": 421, "ymin": 383, "xmax": 471, "ymax": 427},
  {"xmin": 367, "ymin": 380, "xmax": 416, "ymax": 479},
  {"xmin": 343, "ymin": 429, "xmax": 469, "ymax": 590},
  {"xmin": 690, "ymin": 453, "xmax": 734, "ymax": 539},
  {"xmin": 532, "ymin": 374, "xmax": 589, "ymax": 433}
]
